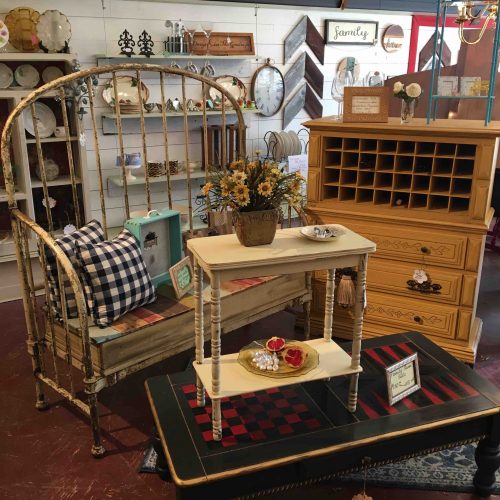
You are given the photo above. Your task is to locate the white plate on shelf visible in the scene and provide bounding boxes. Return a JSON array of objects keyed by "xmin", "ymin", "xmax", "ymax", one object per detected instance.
[
  {"xmin": 208, "ymin": 75, "xmax": 247, "ymax": 103},
  {"xmin": 42, "ymin": 66, "xmax": 64, "ymax": 83},
  {"xmin": 15, "ymin": 64, "xmax": 40, "ymax": 88},
  {"xmin": 0, "ymin": 63, "xmax": 13, "ymax": 89},
  {"xmin": 36, "ymin": 10, "xmax": 72, "ymax": 52},
  {"xmin": 102, "ymin": 75, "xmax": 150, "ymax": 107},
  {"xmin": 300, "ymin": 225, "xmax": 346, "ymax": 242},
  {"xmin": 22, "ymin": 102, "xmax": 57, "ymax": 138},
  {"xmin": 0, "ymin": 20, "xmax": 9, "ymax": 49}
]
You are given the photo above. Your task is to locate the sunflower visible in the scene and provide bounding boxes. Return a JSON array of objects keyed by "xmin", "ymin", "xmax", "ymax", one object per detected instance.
[
  {"xmin": 233, "ymin": 184, "xmax": 250, "ymax": 198},
  {"xmin": 232, "ymin": 171, "xmax": 247, "ymax": 183},
  {"xmin": 236, "ymin": 192, "xmax": 250, "ymax": 206},
  {"xmin": 201, "ymin": 182, "xmax": 213, "ymax": 196},
  {"xmin": 246, "ymin": 161, "xmax": 258, "ymax": 170},
  {"xmin": 257, "ymin": 181, "xmax": 273, "ymax": 197},
  {"xmin": 220, "ymin": 176, "xmax": 234, "ymax": 192},
  {"xmin": 221, "ymin": 188, "xmax": 231, "ymax": 197},
  {"xmin": 229, "ymin": 159, "xmax": 245, "ymax": 170},
  {"xmin": 269, "ymin": 167, "xmax": 281, "ymax": 178},
  {"xmin": 289, "ymin": 179, "xmax": 301, "ymax": 193}
]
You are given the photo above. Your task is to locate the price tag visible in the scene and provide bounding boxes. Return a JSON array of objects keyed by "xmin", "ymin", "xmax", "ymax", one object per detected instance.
[
  {"xmin": 413, "ymin": 269, "xmax": 428, "ymax": 284},
  {"xmin": 288, "ymin": 154, "xmax": 308, "ymax": 178}
]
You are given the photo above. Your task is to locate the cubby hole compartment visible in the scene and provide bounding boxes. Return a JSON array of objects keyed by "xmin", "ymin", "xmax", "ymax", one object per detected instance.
[
  {"xmin": 324, "ymin": 185, "xmax": 339, "ymax": 199},
  {"xmin": 431, "ymin": 176, "xmax": 451, "ymax": 194},
  {"xmin": 432, "ymin": 157, "xmax": 453, "ymax": 175},
  {"xmin": 25, "ymin": 98, "xmax": 76, "ymax": 139},
  {"xmin": 324, "ymin": 168, "xmax": 340, "ymax": 184},
  {"xmin": 376, "ymin": 154, "xmax": 394, "ymax": 171},
  {"xmin": 325, "ymin": 151, "xmax": 342, "ymax": 167},
  {"xmin": 435, "ymin": 143, "xmax": 456, "ymax": 156},
  {"xmin": 428, "ymin": 195, "xmax": 450, "ymax": 210},
  {"xmin": 325, "ymin": 137, "xmax": 343, "ymax": 150},
  {"xmin": 415, "ymin": 142, "xmax": 436, "ymax": 155},
  {"xmin": 374, "ymin": 172, "xmax": 393, "ymax": 188},
  {"xmin": 340, "ymin": 169, "xmax": 358, "ymax": 186},
  {"xmin": 378, "ymin": 140, "xmax": 397, "ymax": 153},
  {"xmin": 451, "ymin": 178, "xmax": 472, "ymax": 195},
  {"xmin": 413, "ymin": 157, "xmax": 433, "ymax": 174},
  {"xmin": 374, "ymin": 190, "xmax": 391, "ymax": 205},
  {"xmin": 394, "ymin": 155, "xmax": 414, "ymax": 172},
  {"xmin": 449, "ymin": 197, "xmax": 470, "ymax": 212},
  {"xmin": 355, "ymin": 188, "xmax": 374, "ymax": 203},
  {"xmin": 343, "ymin": 138, "xmax": 360, "ymax": 151},
  {"xmin": 456, "ymin": 144, "xmax": 476, "ymax": 158},
  {"xmin": 357, "ymin": 170, "xmax": 375, "ymax": 187},
  {"xmin": 411, "ymin": 175, "xmax": 430, "ymax": 192},
  {"xmin": 409, "ymin": 193, "xmax": 429, "ymax": 209},
  {"xmin": 360, "ymin": 139, "xmax": 377, "ymax": 152},
  {"xmin": 394, "ymin": 174, "xmax": 412, "ymax": 190},
  {"xmin": 32, "ymin": 185, "xmax": 84, "ymax": 232},
  {"xmin": 391, "ymin": 191, "xmax": 410, "ymax": 208},
  {"xmin": 453, "ymin": 158, "xmax": 474, "ymax": 176},
  {"xmin": 0, "ymin": 201, "xmax": 12, "ymax": 237},
  {"xmin": 341, "ymin": 152, "xmax": 359, "ymax": 168},
  {"xmin": 359, "ymin": 153, "xmax": 376, "ymax": 170},
  {"xmin": 396, "ymin": 141, "xmax": 415, "ymax": 154},
  {"xmin": 339, "ymin": 186, "xmax": 356, "ymax": 201}
]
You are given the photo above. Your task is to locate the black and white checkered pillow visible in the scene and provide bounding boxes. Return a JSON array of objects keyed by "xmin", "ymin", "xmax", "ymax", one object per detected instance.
[
  {"xmin": 46, "ymin": 220, "xmax": 105, "ymax": 318},
  {"xmin": 76, "ymin": 229, "xmax": 156, "ymax": 327}
]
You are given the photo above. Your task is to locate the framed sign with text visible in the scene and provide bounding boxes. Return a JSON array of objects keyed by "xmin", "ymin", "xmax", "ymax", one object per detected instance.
[
  {"xmin": 325, "ymin": 19, "xmax": 378, "ymax": 45},
  {"xmin": 385, "ymin": 353, "xmax": 421, "ymax": 405},
  {"xmin": 169, "ymin": 256, "xmax": 194, "ymax": 299},
  {"xmin": 343, "ymin": 86, "xmax": 389, "ymax": 123}
]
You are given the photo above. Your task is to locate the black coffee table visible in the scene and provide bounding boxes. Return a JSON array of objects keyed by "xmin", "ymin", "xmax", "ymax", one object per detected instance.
[{"xmin": 145, "ymin": 332, "xmax": 500, "ymax": 499}]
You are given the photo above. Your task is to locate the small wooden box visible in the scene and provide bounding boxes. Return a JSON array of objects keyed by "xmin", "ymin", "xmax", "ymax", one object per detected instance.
[{"xmin": 125, "ymin": 209, "xmax": 182, "ymax": 288}]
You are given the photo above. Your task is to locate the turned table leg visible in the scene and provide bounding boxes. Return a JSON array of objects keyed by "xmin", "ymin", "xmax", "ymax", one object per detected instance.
[
  {"xmin": 194, "ymin": 260, "xmax": 205, "ymax": 407},
  {"xmin": 474, "ymin": 416, "xmax": 500, "ymax": 497},
  {"xmin": 348, "ymin": 253, "xmax": 368, "ymax": 413},
  {"xmin": 323, "ymin": 268, "xmax": 336, "ymax": 342},
  {"xmin": 303, "ymin": 271, "xmax": 312, "ymax": 340},
  {"xmin": 210, "ymin": 273, "xmax": 222, "ymax": 441}
]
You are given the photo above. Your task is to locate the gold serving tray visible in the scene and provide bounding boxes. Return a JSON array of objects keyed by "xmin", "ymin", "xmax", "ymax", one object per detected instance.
[{"xmin": 237, "ymin": 339, "xmax": 319, "ymax": 378}]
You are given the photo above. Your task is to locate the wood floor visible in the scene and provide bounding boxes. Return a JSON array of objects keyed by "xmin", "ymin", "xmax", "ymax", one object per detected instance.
[{"xmin": 0, "ymin": 251, "xmax": 499, "ymax": 499}]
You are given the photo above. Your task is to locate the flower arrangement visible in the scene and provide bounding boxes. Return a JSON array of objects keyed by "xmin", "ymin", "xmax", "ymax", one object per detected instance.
[
  {"xmin": 393, "ymin": 81, "xmax": 423, "ymax": 103},
  {"xmin": 200, "ymin": 159, "xmax": 305, "ymax": 214}
]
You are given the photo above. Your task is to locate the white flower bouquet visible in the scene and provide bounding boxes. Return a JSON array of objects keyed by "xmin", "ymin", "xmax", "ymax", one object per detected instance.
[{"xmin": 393, "ymin": 81, "xmax": 423, "ymax": 103}]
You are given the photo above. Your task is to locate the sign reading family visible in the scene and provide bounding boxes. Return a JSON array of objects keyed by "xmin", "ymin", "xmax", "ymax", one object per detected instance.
[{"xmin": 325, "ymin": 19, "xmax": 378, "ymax": 46}]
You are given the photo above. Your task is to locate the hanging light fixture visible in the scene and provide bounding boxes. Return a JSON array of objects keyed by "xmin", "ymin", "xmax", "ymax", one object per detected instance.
[{"xmin": 454, "ymin": 0, "xmax": 499, "ymax": 45}]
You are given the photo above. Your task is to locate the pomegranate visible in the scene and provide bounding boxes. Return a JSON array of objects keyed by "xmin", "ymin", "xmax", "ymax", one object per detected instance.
[
  {"xmin": 283, "ymin": 346, "xmax": 307, "ymax": 369},
  {"xmin": 265, "ymin": 336, "xmax": 286, "ymax": 352}
]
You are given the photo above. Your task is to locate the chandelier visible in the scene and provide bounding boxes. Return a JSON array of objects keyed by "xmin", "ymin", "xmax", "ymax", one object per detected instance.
[{"xmin": 454, "ymin": 0, "xmax": 498, "ymax": 44}]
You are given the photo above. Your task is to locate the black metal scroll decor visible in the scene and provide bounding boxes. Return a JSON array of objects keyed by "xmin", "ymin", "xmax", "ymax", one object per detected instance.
[
  {"xmin": 406, "ymin": 279, "xmax": 442, "ymax": 294},
  {"xmin": 138, "ymin": 30, "xmax": 154, "ymax": 57},
  {"xmin": 118, "ymin": 29, "xmax": 136, "ymax": 56}
]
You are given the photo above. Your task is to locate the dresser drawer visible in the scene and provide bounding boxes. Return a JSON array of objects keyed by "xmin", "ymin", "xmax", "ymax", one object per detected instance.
[
  {"xmin": 317, "ymin": 217, "xmax": 467, "ymax": 269},
  {"xmin": 364, "ymin": 291, "xmax": 458, "ymax": 339}
]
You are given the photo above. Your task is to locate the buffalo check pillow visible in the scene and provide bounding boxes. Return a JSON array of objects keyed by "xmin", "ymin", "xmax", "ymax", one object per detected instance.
[
  {"xmin": 76, "ymin": 229, "xmax": 156, "ymax": 327},
  {"xmin": 46, "ymin": 219, "xmax": 106, "ymax": 318}
]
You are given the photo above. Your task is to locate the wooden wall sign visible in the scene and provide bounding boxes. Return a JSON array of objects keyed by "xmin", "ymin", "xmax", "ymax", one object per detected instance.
[
  {"xmin": 283, "ymin": 82, "xmax": 322, "ymax": 129},
  {"xmin": 191, "ymin": 32, "xmax": 255, "ymax": 56},
  {"xmin": 325, "ymin": 19, "xmax": 378, "ymax": 45},
  {"xmin": 382, "ymin": 24, "xmax": 404, "ymax": 53},
  {"xmin": 284, "ymin": 16, "xmax": 324, "ymax": 64},
  {"xmin": 284, "ymin": 52, "xmax": 324, "ymax": 99},
  {"xmin": 343, "ymin": 86, "xmax": 389, "ymax": 123}
]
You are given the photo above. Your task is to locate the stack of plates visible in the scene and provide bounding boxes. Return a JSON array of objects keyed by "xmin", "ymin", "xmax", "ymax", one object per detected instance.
[
  {"xmin": 268, "ymin": 130, "xmax": 302, "ymax": 161},
  {"xmin": 119, "ymin": 104, "xmax": 142, "ymax": 114}
]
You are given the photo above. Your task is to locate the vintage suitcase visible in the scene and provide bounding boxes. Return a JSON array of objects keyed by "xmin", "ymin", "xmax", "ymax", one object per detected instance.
[{"xmin": 125, "ymin": 209, "xmax": 182, "ymax": 288}]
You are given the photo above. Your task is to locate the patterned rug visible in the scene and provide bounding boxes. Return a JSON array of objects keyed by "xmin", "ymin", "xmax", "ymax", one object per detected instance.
[{"xmin": 140, "ymin": 441, "xmax": 499, "ymax": 494}]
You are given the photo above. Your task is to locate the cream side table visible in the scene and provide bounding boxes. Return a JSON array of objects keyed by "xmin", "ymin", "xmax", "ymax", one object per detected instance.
[{"xmin": 187, "ymin": 226, "xmax": 376, "ymax": 441}]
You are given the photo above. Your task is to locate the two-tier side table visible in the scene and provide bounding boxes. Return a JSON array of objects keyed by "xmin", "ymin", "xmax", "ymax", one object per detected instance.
[{"xmin": 187, "ymin": 226, "xmax": 376, "ymax": 440}]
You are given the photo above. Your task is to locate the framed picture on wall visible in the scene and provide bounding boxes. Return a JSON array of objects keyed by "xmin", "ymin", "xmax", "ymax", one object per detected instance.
[{"xmin": 343, "ymin": 86, "xmax": 389, "ymax": 123}]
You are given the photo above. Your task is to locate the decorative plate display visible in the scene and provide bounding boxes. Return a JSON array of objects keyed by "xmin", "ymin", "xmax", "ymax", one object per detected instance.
[
  {"xmin": 300, "ymin": 224, "xmax": 346, "ymax": 242},
  {"xmin": 102, "ymin": 76, "xmax": 150, "ymax": 108},
  {"xmin": 22, "ymin": 102, "xmax": 57, "ymax": 138},
  {"xmin": 0, "ymin": 20, "xmax": 9, "ymax": 49},
  {"xmin": 36, "ymin": 10, "xmax": 72, "ymax": 52},
  {"xmin": 208, "ymin": 75, "xmax": 247, "ymax": 104},
  {"xmin": 0, "ymin": 64, "xmax": 14, "ymax": 89},
  {"xmin": 15, "ymin": 64, "xmax": 40, "ymax": 88},
  {"xmin": 42, "ymin": 66, "xmax": 64, "ymax": 84},
  {"xmin": 237, "ymin": 339, "xmax": 319, "ymax": 378},
  {"xmin": 5, "ymin": 7, "xmax": 40, "ymax": 52}
]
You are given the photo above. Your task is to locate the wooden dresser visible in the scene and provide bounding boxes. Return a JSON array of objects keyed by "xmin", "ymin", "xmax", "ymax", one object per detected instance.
[{"xmin": 303, "ymin": 118, "xmax": 498, "ymax": 363}]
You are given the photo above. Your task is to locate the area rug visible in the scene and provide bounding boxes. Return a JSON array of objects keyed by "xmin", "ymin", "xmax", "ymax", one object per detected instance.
[{"xmin": 140, "ymin": 442, "xmax": 499, "ymax": 494}]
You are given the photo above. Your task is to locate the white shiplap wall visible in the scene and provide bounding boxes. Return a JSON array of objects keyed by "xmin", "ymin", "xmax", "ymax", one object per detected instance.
[{"xmin": 1, "ymin": 0, "xmax": 412, "ymax": 227}]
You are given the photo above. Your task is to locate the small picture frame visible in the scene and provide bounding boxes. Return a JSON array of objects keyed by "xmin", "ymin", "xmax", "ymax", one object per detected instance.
[
  {"xmin": 460, "ymin": 76, "xmax": 481, "ymax": 97},
  {"xmin": 385, "ymin": 353, "xmax": 421, "ymax": 405},
  {"xmin": 169, "ymin": 256, "xmax": 194, "ymax": 299},
  {"xmin": 325, "ymin": 19, "xmax": 378, "ymax": 45},
  {"xmin": 438, "ymin": 76, "xmax": 459, "ymax": 96},
  {"xmin": 343, "ymin": 86, "xmax": 389, "ymax": 123}
]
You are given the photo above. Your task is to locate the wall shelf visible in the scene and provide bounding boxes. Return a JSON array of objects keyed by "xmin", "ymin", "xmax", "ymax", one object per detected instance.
[
  {"xmin": 0, "ymin": 53, "xmax": 76, "ymax": 62},
  {"xmin": 107, "ymin": 170, "xmax": 206, "ymax": 188},
  {"xmin": 30, "ymin": 176, "xmax": 82, "ymax": 188},
  {"xmin": 95, "ymin": 54, "xmax": 255, "ymax": 65},
  {"xmin": 26, "ymin": 136, "xmax": 79, "ymax": 144},
  {"xmin": 101, "ymin": 109, "xmax": 258, "ymax": 120}
]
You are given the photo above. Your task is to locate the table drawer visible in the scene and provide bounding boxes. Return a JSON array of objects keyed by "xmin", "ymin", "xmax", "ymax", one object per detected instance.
[
  {"xmin": 364, "ymin": 291, "xmax": 458, "ymax": 339},
  {"xmin": 317, "ymin": 217, "xmax": 467, "ymax": 269}
]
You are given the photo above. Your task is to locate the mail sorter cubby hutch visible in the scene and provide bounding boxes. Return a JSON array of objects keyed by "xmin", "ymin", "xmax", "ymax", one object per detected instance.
[{"xmin": 304, "ymin": 117, "xmax": 498, "ymax": 363}]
